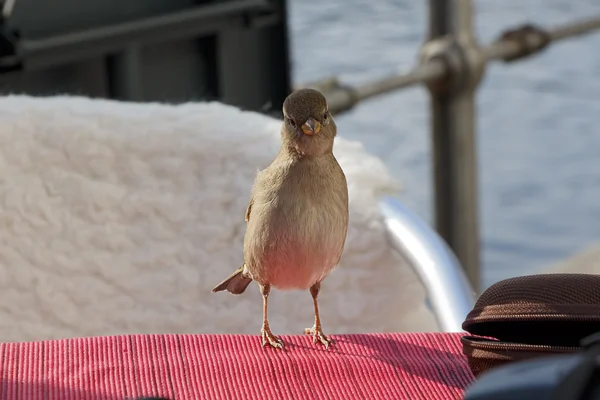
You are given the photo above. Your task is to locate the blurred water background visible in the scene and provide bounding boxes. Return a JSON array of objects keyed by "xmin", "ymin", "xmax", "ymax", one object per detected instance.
[{"xmin": 288, "ymin": 0, "xmax": 600, "ymax": 288}]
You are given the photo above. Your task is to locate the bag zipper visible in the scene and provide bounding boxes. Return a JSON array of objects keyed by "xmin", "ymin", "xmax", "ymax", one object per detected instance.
[
  {"xmin": 462, "ymin": 336, "xmax": 580, "ymax": 353},
  {"xmin": 466, "ymin": 313, "xmax": 600, "ymax": 324}
]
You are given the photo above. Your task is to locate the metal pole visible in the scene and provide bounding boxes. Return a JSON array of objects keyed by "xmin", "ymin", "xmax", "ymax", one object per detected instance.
[{"xmin": 423, "ymin": 0, "xmax": 484, "ymax": 292}]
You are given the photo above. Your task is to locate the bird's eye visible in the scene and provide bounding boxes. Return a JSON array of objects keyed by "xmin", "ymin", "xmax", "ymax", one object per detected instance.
[
  {"xmin": 323, "ymin": 112, "xmax": 329, "ymax": 120},
  {"xmin": 288, "ymin": 118, "xmax": 296, "ymax": 127}
]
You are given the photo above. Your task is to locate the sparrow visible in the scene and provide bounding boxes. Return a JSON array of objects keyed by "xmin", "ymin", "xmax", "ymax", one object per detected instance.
[{"xmin": 212, "ymin": 88, "xmax": 349, "ymax": 350}]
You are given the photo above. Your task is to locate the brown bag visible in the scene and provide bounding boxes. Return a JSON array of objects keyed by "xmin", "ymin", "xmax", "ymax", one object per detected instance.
[{"xmin": 460, "ymin": 273, "xmax": 600, "ymax": 376}]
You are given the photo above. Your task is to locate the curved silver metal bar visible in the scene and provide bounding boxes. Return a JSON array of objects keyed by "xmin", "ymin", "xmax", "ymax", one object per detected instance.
[
  {"xmin": 378, "ymin": 196, "xmax": 476, "ymax": 332},
  {"xmin": 1, "ymin": 0, "xmax": 16, "ymax": 19}
]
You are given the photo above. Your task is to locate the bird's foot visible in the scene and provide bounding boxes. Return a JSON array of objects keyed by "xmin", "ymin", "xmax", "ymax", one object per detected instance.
[
  {"xmin": 304, "ymin": 325, "xmax": 333, "ymax": 349},
  {"xmin": 261, "ymin": 325, "xmax": 284, "ymax": 349}
]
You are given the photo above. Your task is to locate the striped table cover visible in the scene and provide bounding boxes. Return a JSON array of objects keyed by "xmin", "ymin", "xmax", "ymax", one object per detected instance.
[{"xmin": 0, "ymin": 332, "xmax": 474, "ymax": 399}]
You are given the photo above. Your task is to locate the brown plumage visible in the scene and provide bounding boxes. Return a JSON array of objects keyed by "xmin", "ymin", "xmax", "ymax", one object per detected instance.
[{"xmin": 212, "ymin": 88, "xmax": 349, "ymax": 349}]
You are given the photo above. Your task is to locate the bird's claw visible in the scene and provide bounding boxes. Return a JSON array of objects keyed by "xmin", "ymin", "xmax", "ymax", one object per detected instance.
[
  {"xmin": 261, "ymin": 325, "xmax": 284, "ymax": 349},
  {"xmin": 304, "ymin": 325, "xmax": 333, "ymax": 349}
]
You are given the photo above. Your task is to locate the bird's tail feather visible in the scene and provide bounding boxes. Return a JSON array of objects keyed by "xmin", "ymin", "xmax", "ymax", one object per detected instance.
[{"xmin": 212, "ymin": 265, "xmax": 253, "ymax": 295}]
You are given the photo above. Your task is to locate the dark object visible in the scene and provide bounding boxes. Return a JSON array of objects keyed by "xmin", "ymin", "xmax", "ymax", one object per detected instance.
[
  {"xmin": 0, "ymin": 0, "xmax": 291, "ymax": 112},
  {"xmin": 463, "ymin": 331, "xmax": 600, "ymax": 400},
  {"xmin": 461, "ymin": 274, "xmax": 600, "ymax": 376},
  {"xmin": 0, "ymin": 22, "xmax": 19, "ymax": 73}
]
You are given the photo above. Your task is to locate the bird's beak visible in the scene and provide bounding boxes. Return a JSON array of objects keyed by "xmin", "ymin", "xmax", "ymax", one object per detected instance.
[{"xmin": 301, "ymin": 117, "xmax": 321, "ymax": 136}]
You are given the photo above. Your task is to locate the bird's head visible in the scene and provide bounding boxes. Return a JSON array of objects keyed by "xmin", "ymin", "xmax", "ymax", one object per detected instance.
[{"xmin": 281, "ymin": 88, "xmax": 336, "ymax": 157}]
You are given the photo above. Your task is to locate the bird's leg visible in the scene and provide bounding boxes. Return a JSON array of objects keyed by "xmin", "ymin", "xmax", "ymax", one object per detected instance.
[
  {"xmin": 304, "ymin": 282, "xmax": 332, "ymax": 349},
  {"xmin": 259, "ymin": 284, "xmax": 283, "ymax": 349}
]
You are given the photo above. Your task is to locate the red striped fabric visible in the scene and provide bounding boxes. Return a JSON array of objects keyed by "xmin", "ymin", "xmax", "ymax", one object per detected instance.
[{"xmin": 0, "ymin": 332, "xmax": 473, "ymax": 399}]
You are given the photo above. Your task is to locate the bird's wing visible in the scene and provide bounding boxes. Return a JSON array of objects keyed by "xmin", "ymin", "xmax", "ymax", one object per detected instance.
[
  {"xmin": 245, "ymin": 167, "xmax": 267, "ymax": 222},
  {"xmin": 245, "ymin": 165, "xmax": 272, "ymax": 223},
  {"xmin": 245, "ymin": 196, "xmax": 253, "ymax": 222}
]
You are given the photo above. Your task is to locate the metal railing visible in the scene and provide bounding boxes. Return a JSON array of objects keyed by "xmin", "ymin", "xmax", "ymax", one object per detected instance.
[
  {"xmin": 302, "ymin": 2, "xmax": 600, "ymax": 293},
  {"xmin": 0, "ymin": 0, "xmax": 277, "ymax": 71}
]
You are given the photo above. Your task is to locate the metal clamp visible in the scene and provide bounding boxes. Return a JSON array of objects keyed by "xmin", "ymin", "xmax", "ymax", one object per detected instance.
[
  {"xmin": 497, "ymin": 23, "xmax": 551, "ymax": 62},
  {"xmin": 419, "ymin": 36, "xmax": 485, "ymax": 96}
]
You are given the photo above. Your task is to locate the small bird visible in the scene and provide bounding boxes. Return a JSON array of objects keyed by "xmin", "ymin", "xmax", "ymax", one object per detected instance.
[{"xmin": 212, "ymin": 88, "xmax": 349, "ymax": 349}]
